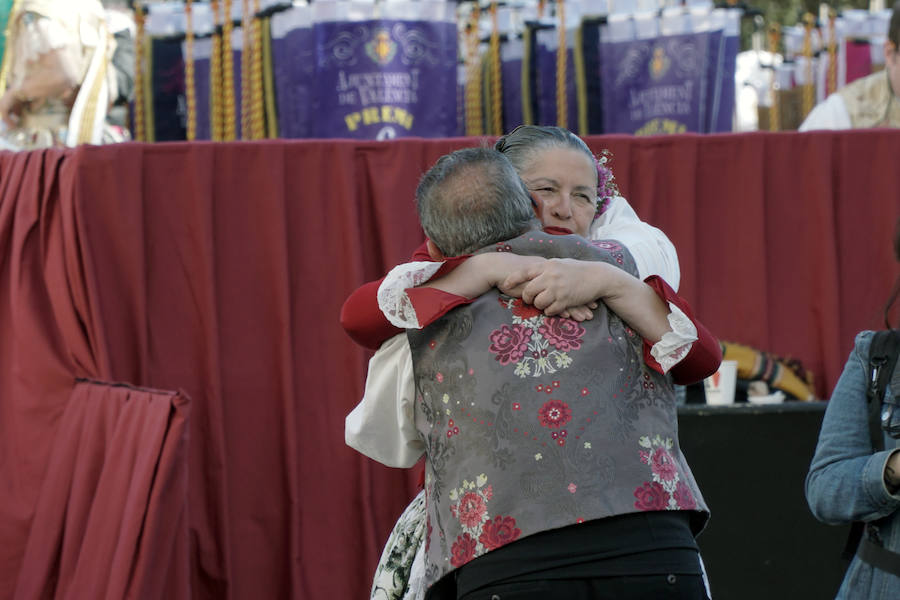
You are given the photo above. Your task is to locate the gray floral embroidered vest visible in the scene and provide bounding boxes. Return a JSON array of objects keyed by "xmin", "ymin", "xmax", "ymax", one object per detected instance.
[{"xmin": 407, "ymin": 230, "xmax": 709, "ymax": 590}]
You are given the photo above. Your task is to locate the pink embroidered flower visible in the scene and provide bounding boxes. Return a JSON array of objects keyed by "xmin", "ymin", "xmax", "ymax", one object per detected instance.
[
  {"xmin": 673, "ymin": 481, "xmax": 697, "ymax": 510},
  {"xmin": 488, "ymin": 324, "xmax": 532, "ymax": 365},
  {"xmin": 457, "ymin": 492, "xmax": 487, "ymax": 528},
  {"xmin": 483, "ymin": 485, "xmax": 493, "ymax": 500},
  {"xmin": 538, "ymin": 318, "xmax": 585, "ymax": 352},
  {"xmin": 567, "ymin": 483, "xmax": 577, "ymax": 494},
  {"xmin": 479, "ymin": 515, "xmax": 521, "ymax": 551},
  {"xmin": 650, "ymin": 447, "xmax": 678, "ymax": 482},
  {"xmin": 538, "ymin": 400, "xmax": 572, "ymax": 429},
  {"xmin": 450, "ymin": 533, "xmax": 477, "ymax": 567},
  {"xmin": 633, "ymin": 481, "xmax": 668, "ymax": 511},
  {"xmin": 593, "ymin": 150, "xmax": 619, "ymax": 217},
  {"xmin": 590, "ymin": 240, "xmax": 622, "ymax": 252}
]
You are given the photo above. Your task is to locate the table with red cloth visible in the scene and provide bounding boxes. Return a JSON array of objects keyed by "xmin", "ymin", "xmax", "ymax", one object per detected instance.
[{"xmin": 0, "ymin": 132, "xmax": 897, "ymax": 599}]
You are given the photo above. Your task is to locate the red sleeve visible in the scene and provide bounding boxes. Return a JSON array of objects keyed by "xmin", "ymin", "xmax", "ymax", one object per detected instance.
[
  {"xmin": 642, "ymin": 275, "xmax": 723, "ymax": 385},
  {"xmin": 339, "ymin": 277, "xmax": 401, "ymax": 350},
  {"xmin": 405, "ymin": 254, "xmax": 474, "ymax": 327},
  {"xmin": 339, "ymin": 241, "xmax": 470, "ymax": 349}
]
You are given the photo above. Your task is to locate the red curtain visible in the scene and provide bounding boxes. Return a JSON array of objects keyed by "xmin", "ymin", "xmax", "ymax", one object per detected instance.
[
  {"xmin": 0, "ymin": 132, "xmax": 898, "ymax": 599},
  {"xmin": 14, "ymin": 381, "xmax": 189, "ymax": 600}
]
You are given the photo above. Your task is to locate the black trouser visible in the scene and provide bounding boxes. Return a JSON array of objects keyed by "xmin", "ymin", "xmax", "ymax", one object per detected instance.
[{"xmin": 456, "ymin": 574, "xmax": 710, "ymax": 600}]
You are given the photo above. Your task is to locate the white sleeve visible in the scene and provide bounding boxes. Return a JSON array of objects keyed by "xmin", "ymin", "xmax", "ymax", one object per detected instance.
[
  {"xmin": 651, "ymin": 302, "xmax": 698, "ymax": 372},
  {"xmin": 589, "ymin": 196, "xmax": 682, "ymax": 291},
  {"xmin": 377, "ymin": 261, "xmax": 445, "ymax": 329},
  {"xmin": 798, "ymin": 94, "xmax": 852, "ymax": 131},
  {"xmin": 345, "ymin": 334, "xmax": 424, "ymax": 468}
]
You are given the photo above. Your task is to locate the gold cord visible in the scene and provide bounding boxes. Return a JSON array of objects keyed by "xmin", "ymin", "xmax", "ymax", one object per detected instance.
[
  {"xmin": 250, "ymin": 0, "xmax": 264, "ymax": 139},
  {"xmin": 185, "ymin": 0, "xmax": 196, "ymax": 140},
  {"xmin": 801, "ymin": 13, "xmax": 815, "ymax": 119},
  {"xmin": 240, "ymin": 0, "xmax": 251, "ymax": 139},
  {"xmin": 223, "ymin": 0, "xmax": 236, "ymax": 141},
  {"xmin": 261, "ymin": 15, "xmax": 278, "ymax": 138},
  {"xmin": 489, "ymin": 2, "xmax": 502, "ymax": 135},
  {"xmin": 210, "ymin": 0, "xmax": 222, "ymax": 140},
  {"xmin": 134, "ymin": 4, "xmax": 146, "ymax": 141},
  {"xmin": 767, "ymin": 24, "xmax": 780, "ymax": 131},
  {"xmin": 464, "ymin": 5, "xmax": 482, "ymax": 136}
]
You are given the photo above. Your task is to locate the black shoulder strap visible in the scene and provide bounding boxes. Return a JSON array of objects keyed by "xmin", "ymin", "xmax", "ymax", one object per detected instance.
[
  {"xmin": 844, "ymin": 330, "xmax": 900, "ymax": 560},
  {"xmin": 866, "ymin": 330, "xmax": 900, "ymax": 453}
]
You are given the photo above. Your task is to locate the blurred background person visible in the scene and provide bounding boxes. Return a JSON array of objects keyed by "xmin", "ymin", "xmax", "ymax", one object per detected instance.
[
  {"xmin": 800, "ymin": 0, "xmax": 900, "ymax": 131},
  {"xmin": 0, "ymin": 0, "xmax": 119, "ymax": 149}
]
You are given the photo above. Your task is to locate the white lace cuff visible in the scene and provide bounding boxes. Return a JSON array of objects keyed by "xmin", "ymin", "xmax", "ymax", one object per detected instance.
[
  {"xmin": 650, "ymin": 303, "xmax": 698, "ymax": 373},
  {"xmin": 377, "ymin": 261, "xmax": 444, "ymax": 329}
]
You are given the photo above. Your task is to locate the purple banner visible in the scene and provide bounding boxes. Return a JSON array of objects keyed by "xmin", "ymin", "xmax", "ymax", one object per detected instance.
[
  {"xmin": 709, "ymin": 33, "xmax": 738, "ymax": 133},
  {"xmin": 311, "ymin": 20, "xmax": 457, "ymax": 139},
  {"xmin": 501, "ymin": 52, "xmax": 524, "ymax": 132},
  {"xmin": 272, "ymin": 25, "xmax": 314, "ymax": 138},
  {"xmin": 150, "ymin": 37, "xmax": 186, "ymax": 141},
  {"xmin": 535, "ymin": 33, "xmax": 579, "ymax": 129},
  {"xmin": 703, "ymin": 30, "xmax": 724, "ymax": 134},
  {"xmin": 231, "ymin": 47, "xmax": 243, "ymax": 140},
  {"xmin": 601, "ymin": 32, "xmax": 711, "ymax": 135}
]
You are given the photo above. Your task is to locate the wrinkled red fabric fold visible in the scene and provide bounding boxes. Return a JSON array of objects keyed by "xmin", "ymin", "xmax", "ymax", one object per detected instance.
[{"xmin": 14, "ymin": 381, "xmax": 190, "ymax": 600}]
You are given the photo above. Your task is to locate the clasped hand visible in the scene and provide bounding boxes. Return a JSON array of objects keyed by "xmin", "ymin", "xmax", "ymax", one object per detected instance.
[{"xmin": 499, "ymin": 257, "xmax": 603, "ymax": 322}]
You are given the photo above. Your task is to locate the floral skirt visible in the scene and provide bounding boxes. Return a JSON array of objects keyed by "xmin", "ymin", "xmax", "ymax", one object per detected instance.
[{"xmin": 371, "ymin": 490, "xmax": 427, "ymax": 600}]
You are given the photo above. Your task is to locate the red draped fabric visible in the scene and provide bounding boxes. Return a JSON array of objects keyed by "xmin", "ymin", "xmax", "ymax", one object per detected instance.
[
  {"xmin": 0, "ymin": 132, "xmax": 898, "ymax": 599},
  {"xmin": 15, "ymin": 381, "xmax": 189, "ymax": 600}
]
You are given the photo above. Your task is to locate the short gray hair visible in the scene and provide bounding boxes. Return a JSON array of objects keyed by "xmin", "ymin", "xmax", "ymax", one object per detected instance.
[{"xmin": 416, "ymin": 147, "xmax": 538, "ymax": 257}]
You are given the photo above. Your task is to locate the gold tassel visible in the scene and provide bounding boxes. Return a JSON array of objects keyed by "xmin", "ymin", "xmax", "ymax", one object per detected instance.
[
  {"xmin": 223, "ymin": 0, "xmax": 236, "ymax": 141},
  {"xmin": 489, "ymin": 2, "xmax": 502, "ymax": 135},
  {"xmin": 261, "ymin": 15, "xmax": 278, "ymax": 138},
  {"xmin": 210, "ymin": 0, "xmax": 222, "ymax": 140},
  {"xmin": 767, "ymin": 24, "xmax": 780, "ymax": 131},
  {"xmin": 464, "ymin": 5, "xmax": 482, "ymax": 136},
  {"xmin": 134, "ymin": 4, "xmax": 146, "ymax": 141},
  {"xmin": 250, "ymin": 0, "xmax": 264, "ymax": 139},
  {"xmin": 801, "ymin": 13, "xmax": 816, "ymax": 120},
  {"xmin": 185, "ymin": 0, "xmax": 196, "ymax": 140},
  {"xmin": 240, "ymin": 0, "xmax": 251, "ymax": 139}
]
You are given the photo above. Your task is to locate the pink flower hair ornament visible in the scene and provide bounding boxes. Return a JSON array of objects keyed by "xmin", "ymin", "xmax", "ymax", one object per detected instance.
[{"xmin": 594, "ymin": 149, "xmax": 620, "ymax": 220}]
